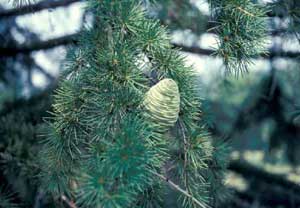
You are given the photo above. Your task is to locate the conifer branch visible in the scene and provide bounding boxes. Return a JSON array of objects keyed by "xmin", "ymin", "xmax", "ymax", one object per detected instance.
[
  {"xmin": 208, "ymin": 0, "xmax": 269, "ymax": 74},
  {"xmin": 1, "ymin": 33, "xmax": 299, "ymax": 59},
  {"xmin": 0, "ymin": 0, "xmax": 282, "ymax": 19},
  {"xmin": 0, "ymin": 33, "xmax": 78, "ymax": 57},
  {"xmin": 0, "ymin": 0, "xmax": 81, "ymax": 18},
  {"xmin": 173, "ymin": 43, "xmax": 300, "ymax": 59},
  {"xmin": 149, "ymin": 170, "xmax": 208, "ymax": 208}
]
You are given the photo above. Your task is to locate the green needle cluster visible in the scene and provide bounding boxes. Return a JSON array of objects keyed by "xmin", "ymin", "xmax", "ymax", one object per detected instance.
[{"xmin": 209, "ymin": 0, "xmax": 268, "ymax": 75}]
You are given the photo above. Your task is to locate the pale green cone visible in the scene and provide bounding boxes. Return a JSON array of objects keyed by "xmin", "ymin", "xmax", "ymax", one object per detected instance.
[{"xmin": 143, "ymin": 78, "xmax": 180, "ymax": 132}]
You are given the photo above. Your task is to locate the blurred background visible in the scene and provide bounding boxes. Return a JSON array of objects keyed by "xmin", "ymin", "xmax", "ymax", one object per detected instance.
[{"xmin": 0, "ymin": 0, "xmax": 300, "ymax": 207}]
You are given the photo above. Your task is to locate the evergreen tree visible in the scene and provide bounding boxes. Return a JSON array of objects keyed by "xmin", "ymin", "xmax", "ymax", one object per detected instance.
[{"xmin": 38, "ymin": 0, "xmax": 228, "ymax": 207}]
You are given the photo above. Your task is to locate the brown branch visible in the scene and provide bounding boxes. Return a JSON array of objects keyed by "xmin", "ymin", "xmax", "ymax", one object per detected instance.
[
  {"xmin": 0, "ymin": 33, "xmax": 79, "ymax": 57},
  {"xmin": 0, "ymin": 0, "xmax": 289, "ymax": 39},
  {"xmin": 0, "ymin": 0, "xmax": 283, "ymax": 20},
  {"xmin": 2, "ymin": 32, "xmax": 299, "ymax": 59},
  {"xmin": 173, "ymin": 43, "xmax": 214, "ymax": 56},
  {"xmin": 0, "ymin": 0, "xmax": 81, "ymax": 18},
  {"xmin": 173, "ymin": 43, "xmax": 300, "ymax": 59}
]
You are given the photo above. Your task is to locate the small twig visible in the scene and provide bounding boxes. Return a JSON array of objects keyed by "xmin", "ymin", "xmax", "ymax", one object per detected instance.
[
  {"xmin": 206, "ymin": 25, "xmax": 219, "ymax": 33},
  {"xmin": 61, "ymin": 195, "xmax": 78, "ymax": 208},
  {"xmin": 149, "ymin": 169, "xmax": 209, "ymax": 208},
  {"xmin": 237, "ymin": 6, "xmax": 255, "ymax": 17},
  {"xmin": 178, "ymin": 120, "xmax": 188, "ymax": 171},
  {"xmin": 179, "ymin": 120, "xmax": 201, "ymax": 207}
]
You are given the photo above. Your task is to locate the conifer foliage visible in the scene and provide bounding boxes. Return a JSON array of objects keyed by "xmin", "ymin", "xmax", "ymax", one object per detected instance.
[
  {"xmin": 209, "ymin": 0, "xmax": 268, "ymax": 75},
  {"xmin": 39, "ymin": 0, "xmax": 228, "ymax": 207}
]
